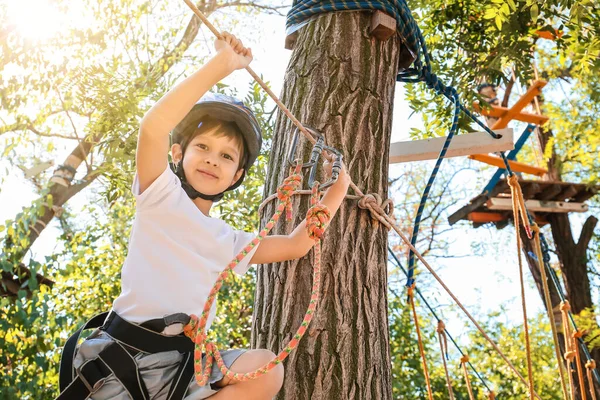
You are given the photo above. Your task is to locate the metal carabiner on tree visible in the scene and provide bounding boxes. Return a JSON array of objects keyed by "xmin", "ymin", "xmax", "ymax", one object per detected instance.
[{"xmin": 284, "ymin": 125, "xmax": 343, "ymax": 190}]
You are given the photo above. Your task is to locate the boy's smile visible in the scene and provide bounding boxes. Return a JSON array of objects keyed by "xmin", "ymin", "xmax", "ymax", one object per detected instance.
[{"xmin": 173, "ymin": 130, "xmax": 244, "ymax": 197}]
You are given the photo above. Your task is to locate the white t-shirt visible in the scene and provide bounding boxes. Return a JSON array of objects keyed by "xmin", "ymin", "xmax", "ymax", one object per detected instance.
[{"xmin": 112, "ymin": 165, "xmax": 259, "ymax": 329}]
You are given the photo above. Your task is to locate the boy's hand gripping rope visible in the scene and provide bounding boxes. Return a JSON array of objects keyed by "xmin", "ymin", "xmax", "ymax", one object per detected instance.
[{"xmin": 183, "ymin": 163, "xmax": 331, "ymax": 386}]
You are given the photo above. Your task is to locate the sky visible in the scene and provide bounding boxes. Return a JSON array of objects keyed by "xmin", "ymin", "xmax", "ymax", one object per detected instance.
[{"xmin": 2, "ymin": 0, "xmax": 584, "ymax": 360}]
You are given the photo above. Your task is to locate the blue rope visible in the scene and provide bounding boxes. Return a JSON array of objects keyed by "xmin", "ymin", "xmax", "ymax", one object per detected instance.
[
  {"xmin": 388, "ymin": 247, "xmax": 495, "ymax": 394},
  {"xmin": 286, "ymin": 1, "xmax": 514, "ymax": 287}
]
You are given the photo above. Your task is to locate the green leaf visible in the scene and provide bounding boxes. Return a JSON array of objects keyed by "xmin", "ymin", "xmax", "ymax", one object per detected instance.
[{"xmin": 530, "ymin": 4, "xmax": 539, "ymax": 21}]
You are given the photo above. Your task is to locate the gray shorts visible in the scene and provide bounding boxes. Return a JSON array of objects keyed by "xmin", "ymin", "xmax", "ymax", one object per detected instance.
[{"xmin": 73, "ymin": 329, "xmax": 245, "ymax": 399}]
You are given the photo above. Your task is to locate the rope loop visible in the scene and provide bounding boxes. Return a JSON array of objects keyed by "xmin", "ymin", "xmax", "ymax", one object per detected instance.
[
  {"xmin": 305, "ymin": 182, "xmax": 331, "ymax": 240},
  {"xmin": 560, "ymin": 301, "xmax": 571, "ymax": 312},
  {"xmin": 460, "ymin": 354, "xmax": 470, "ymax": 364},
  {"xmin": 358, "ymin": 193, "xmax": 395, "ymax": 229},
  {"xmin": 587, "ymin": 360, "xmax": 597, "ymax": 370},
  {"xmin": 508, "ymin": 174, "xmax": 533, "ymax": 239},
  {"xmin": 436, "ymin": 320, "xmax": 446, "ymax": 334},
  {"xmin": 277, "ymin": 164, "xmax": 303, "ymax": 220}
]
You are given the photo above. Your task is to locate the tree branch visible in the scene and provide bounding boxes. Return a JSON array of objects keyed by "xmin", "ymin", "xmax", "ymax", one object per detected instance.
[
  {"xmin": 576, "ymin": 215, "xmax": 599, "ymax": 255},
  {"xmin": 502, "ymin": 74, "xmax": 515, "ymax": 108}
]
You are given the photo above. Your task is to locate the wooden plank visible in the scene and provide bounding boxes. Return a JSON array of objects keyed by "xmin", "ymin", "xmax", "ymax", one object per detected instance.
[
  {"xmin": 574, "ymin": 187, "xmax": 600, "ymax": 203},
  {"xmin": 448, "ymin": 194, "xmax": 489, "ymax": 225},
  {"xmin": 473, "ymin": 103, "xmax": 549, "ymax": 126},
  {"xmin": 285, "ymin": 31, "xmax": 299, "ymax": 50},
  {"xmin": 389, "ymin": 128, "xmax": 513, "ymax": 164},
  {"xmin": 522, "ymin": 182, "xmax": 541, "ymax": 199},
  {"xmin": 467, "ymin": 212, "xmax": 505, "ymax": 223},
  {"xmin": 370, "ymin": 11, "xmax": 396, "ymax": 41},
  {"xmin": 555, "ymin": 184, "xmax": 579, "ymax": 201},
  {"xmin": 486, "ymin": 198, "xmax": 588, "ymax": 213},
  {"xmin": 492, "ymin": 80, "xmax": 548, "ymax": 129},
  {"xmin": 468, "ymin": 154, "xmax": 547, "ymax": 177},
  {"xmin": 538, "ymin": 183, "xmax": 563, "ymax": 200}
]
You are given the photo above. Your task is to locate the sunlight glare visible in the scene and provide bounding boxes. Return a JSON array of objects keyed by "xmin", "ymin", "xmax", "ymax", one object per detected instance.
[{"xmin": 6, "ymin": 0, "xmax": 68, "ymax": 41}]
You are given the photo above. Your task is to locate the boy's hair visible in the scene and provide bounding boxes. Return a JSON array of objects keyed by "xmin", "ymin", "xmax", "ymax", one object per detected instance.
[{"xmin": 178, "ymin": 116, "xmax": 248, "ymax": 170}]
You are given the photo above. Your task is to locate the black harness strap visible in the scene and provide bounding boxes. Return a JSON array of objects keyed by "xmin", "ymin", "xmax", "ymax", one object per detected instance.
[
  {"xmin": 57, "ymin": 312, "xmax": 195, "ymax": 400},
  {"xmin": 59, "ymin": 312, "xmax": 109, "ymax": 392},
  {"xmin": 57, "ymin": 340, "xmax": 149, "ymax": 400},
  {"xmin": 167, "ymin": 351, "xmax": 195, "ymax": 400},
  {"xmin": 103, "ymin": 312, "xmax": 192, "ymax": 354}
]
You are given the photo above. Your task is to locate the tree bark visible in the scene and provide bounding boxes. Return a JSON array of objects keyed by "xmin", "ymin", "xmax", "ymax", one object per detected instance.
[{"xmin": 252, "ymin": 12, "xmax": 400, "ymax": 400}]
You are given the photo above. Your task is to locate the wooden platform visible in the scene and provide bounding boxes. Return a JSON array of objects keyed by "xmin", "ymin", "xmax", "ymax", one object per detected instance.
[
  {"xmin": 448, "ymin": 179, "xmax": 599, "ymax": 229},
  {"xmin": 389, "ymin": 128, "xmax": 513, "ymax": 164}
]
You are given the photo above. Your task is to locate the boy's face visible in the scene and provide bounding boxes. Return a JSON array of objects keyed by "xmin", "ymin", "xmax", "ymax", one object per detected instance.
[{"xmin": 172, "ymin": 131, "xmax": 244, "ymax": 196}]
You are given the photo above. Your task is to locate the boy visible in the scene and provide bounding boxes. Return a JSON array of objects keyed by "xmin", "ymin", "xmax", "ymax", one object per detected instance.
[{"xmin": 58, "ymin": 32, "xmax": 350, "ymax": 400}]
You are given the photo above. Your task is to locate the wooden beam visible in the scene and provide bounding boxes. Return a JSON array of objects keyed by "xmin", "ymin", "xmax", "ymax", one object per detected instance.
[
  {"xmin": 389, "ymin": 128, "xmax": 513, "ymax": 164},
  {"xmin": 473, "ymin": 103, "xmax": 549, "ymax": 126},
  {"xmin": 468, "ymin": 154, "xmax": 547, "ymax": 177},
  {"xmin": 486, "ymin": 198, "xmax": 589, "ymax": 213},
  {"xmin": 492, "ymin": 80, "xmax": 547, "ymax": 129},
  {"xmin": 467, "ymin": 212, "xmax": 505, "ymax": 223},
  {"xmin": 522, "ymin": 182, "xmax": 541, "ymax": 199},
  {"xmin": 555, "ymin": 184, "xmax": 579, "ymax": 201},
  {"xmin": 370, "ymin": 11, "xmax": 396, "ymax": 41},
  {"xmin": 285, "ymin": 31, "xmax": 299, "ymax": 50},
  {"xmin": 538, "ymin": 183, "xmax": 563, "ymax": 200},
  {"xmin": 448, "ymin": 194, "xmax": 490, "ymax": 225}
]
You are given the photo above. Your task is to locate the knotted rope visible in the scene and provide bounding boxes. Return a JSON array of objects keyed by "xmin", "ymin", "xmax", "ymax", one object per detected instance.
[
  {"xmin": 561, "ymin": 300, "xmax": 578, "ymax": 400},
  {"xmin": 184, "ymin": 164, "xmax": 331, "ymax": 385},
  {"xmin": 574, "ymin": 330, "xmax": 588, "ymax": 400},
  {"xmin": 436, "ymin": 320, "xmax": 455, "ymax": 400},
  {"xmin": 357, "ymin": 193, "xmax": 395, "ymax": 229},
  {"xmin": 508, "ymin": 175, "xmax": 535, "ymax": 399},
  {"xmin": 587, "ymin": 360, "xmax": 598, "ymax": 400},
  {"xmin": 530, "ymin": 224, "xmax": 570, "ymax": 400},
  {"xmin": 460, "ymin": 354, "xmax": 475, "ymax": 400},
  {"xmin": 408, "ymin": 284, "xmax": 433, "ymax": 400}
]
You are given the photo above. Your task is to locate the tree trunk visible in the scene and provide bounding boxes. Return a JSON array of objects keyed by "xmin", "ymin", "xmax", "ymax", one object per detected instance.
[
  {"xmin": 252, "ymin": 12, "xmax": 400, "ymax": 399},
  {"xmin": 531, "ymin": 121, "xmax": 600, "ymax": 399}
]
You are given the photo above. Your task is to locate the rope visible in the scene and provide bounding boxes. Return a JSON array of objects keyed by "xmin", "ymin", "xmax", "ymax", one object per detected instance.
[
  {"xmin": 541, "ymin": 233, "xmax": 600, "ymax": 387},
  {"xmin": 531, "ymin": 224, "xmax": 570, "ymax": 400},
  {"xmin": 183, "ymin": 164, "xmax": 331, "ymax": 385},
  {"xmin": 574, "ymin": 330, "xmax": 588, "ymax": 400},
  {"xmin": 561, "ymin": 301, "xmax": 578, "ymax": 400},
  {"xmin": 407, "ymin": 285, "xmax": 433, "ymax": 400},
  {"xmin": 387, "ymin": 214, "xmax": 541, "ymax": 398},
  {"xmin": 587, "ymin": 360, "xmax": 598, "ymax": 400},
  {"xmin": 388, "ymin": 248, "xmax": 496, "ymax": 394},
  {"xmin": 508, "ymin": 175, "xmax": 535, "ymax": 399},
  {"xmin": 436, "ymin": 320, "xmax": 455, "ymax": 400},
  {"xmin": 460, "ymin": 354, "xmax": 475, "ymax": 400}
]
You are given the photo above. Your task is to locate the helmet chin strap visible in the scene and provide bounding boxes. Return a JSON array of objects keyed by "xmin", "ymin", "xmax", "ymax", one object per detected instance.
[{"xmin": 171, "ymin": 162, "xmax": 226, "ymax": 202}]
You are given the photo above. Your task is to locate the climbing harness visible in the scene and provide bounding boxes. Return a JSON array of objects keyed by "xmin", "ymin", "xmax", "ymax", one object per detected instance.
[{"xmin": 57, "ymin": 311, "xmax": 194, "ymax": 400}]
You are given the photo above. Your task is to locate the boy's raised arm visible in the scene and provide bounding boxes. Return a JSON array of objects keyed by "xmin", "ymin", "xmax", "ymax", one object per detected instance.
[{"xmin": 136, "ymin": 33, "xmax": 252, "ymax": 193}]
